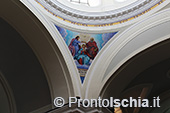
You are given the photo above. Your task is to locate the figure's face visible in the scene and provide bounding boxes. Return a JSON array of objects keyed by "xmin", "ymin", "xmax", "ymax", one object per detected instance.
[
  {"xmin": 77, "ymin": 37, "xmax": 80, "ymax": 40},
  {"xmin": 82, "ymin": 45, "xmax": 85, "ymax": 49}
]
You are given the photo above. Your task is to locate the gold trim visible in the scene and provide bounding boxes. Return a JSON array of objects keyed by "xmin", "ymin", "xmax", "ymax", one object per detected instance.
[{"xmin": 35, "ymin": 0, "xmax": 166, "ymax": 27}]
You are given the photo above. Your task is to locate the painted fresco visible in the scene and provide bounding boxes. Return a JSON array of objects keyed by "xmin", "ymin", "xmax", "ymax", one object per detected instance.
[{"xmin": 56, "ymin": 25, "xmax": 118, "ymax": 83}]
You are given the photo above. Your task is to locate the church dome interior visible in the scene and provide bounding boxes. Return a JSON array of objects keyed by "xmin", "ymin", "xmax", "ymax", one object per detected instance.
[{"xmin": 0, "ymin": 0, "xmax": 170, "ymax": 112}]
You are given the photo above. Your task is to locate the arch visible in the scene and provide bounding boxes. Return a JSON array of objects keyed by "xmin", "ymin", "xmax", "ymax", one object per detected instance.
[
  {"xmin": 84, "ymin": 8, "xmax": 170, "ymax": 99},
  {"xmin": 0, "ymin": 72, "xmax": 16, "ymax": 113},
  {"xmin": 0, "ymin": 0, "xmax": 74, "ymax": 112},
  {"xmin": 100, "ymin": 39, "xmax": 170, "ymax": 112}
]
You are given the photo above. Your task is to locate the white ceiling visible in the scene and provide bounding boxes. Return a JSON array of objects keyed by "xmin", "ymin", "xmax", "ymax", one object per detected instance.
[{"xmin": 56, "ymin": 0, "xmax": 140, "ymax": 12}]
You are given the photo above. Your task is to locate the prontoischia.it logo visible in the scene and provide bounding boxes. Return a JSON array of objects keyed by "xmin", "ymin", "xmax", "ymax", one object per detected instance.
[{"xmin": 54, "ymin": 97, "xmax": 161, "ymax": 108}]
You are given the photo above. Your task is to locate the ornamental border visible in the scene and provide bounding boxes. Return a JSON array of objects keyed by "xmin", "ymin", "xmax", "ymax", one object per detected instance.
[{"xmin": 35, "ymin": 0, "xmax": 165, "ymax": 27}]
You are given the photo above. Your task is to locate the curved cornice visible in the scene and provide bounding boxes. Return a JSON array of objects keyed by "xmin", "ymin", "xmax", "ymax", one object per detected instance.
[
  {"xmin": 83, "ymin": 8, "xmax": 170, "ymax": 99},
  {"xmin": 20, "ymin": 0, "xmax": 170, "ymax": 100},
  {"xmin": 36, "ymin": 0, "xmax": 166, "ymax": 26},
  {"xmin": 2, "ymin": 0, "xmax": 77, "ymax": 102}
]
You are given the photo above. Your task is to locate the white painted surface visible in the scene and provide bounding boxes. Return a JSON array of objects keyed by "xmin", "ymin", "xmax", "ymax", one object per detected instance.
[{"xmin": 20, "ymin": 0, "xmax": 170, "ymax": 100}]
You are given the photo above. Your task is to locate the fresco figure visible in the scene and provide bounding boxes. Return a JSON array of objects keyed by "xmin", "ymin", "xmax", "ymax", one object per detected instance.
[
  {"xmin": 68, "ymin": 36, "xmax": 81, "ymax": 56},
  {"xmin": 86, "ymin": 38, "xmax": 99, "ymax": 59},
  {"xmin": 56, "ymin": 25, "xmax": 118, "ymax": 83},
  {"xmin": 74, "ymin": 44, "xmax": 90, "ymax": 65}
]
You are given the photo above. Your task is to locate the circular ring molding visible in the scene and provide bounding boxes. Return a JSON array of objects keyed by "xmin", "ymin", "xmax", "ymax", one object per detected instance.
[{"xmin": 36, "ymin": 0, "xmax": 165, "ymax": 26}]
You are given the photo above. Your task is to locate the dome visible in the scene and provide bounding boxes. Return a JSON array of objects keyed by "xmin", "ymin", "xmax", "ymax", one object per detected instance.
[
  {"xmin": 35, "ymin": 0, "xmax": 165, "ymax": 30},
  {"xmin": 57, "ymin": 0, "xmax": 139, "ymax": 12}
]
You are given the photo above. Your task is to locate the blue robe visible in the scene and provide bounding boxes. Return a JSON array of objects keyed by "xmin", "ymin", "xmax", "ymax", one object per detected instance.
[
  {"xmin": 74, "ymin": 48, "xmax": 90, "ymax": 65},
  {"xmin": 68, "ymin": 38, "xmax": 81, "ymax": 56}
]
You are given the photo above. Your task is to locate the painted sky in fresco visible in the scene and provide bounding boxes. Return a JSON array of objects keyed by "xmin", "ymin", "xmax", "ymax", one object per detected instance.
[{"xmin": 55, "ymin": 25, "xmax": 117, "ymax": 51}]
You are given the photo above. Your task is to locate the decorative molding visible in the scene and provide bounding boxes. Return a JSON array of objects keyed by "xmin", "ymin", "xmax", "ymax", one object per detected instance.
[
  {"xmin": 35, "ymin": 0, "xmax": 166, "ymax": 27},
  {"xmin": 20, "ymin": 0, "xmax": 170, "ymax": 100},
  {"xmin": 83, "ymin": 8, "xmax": 170, "ymax": 99},
  {"xmin": 0, "ymin": 72, "xmax": 17, "ymax": 113}
]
